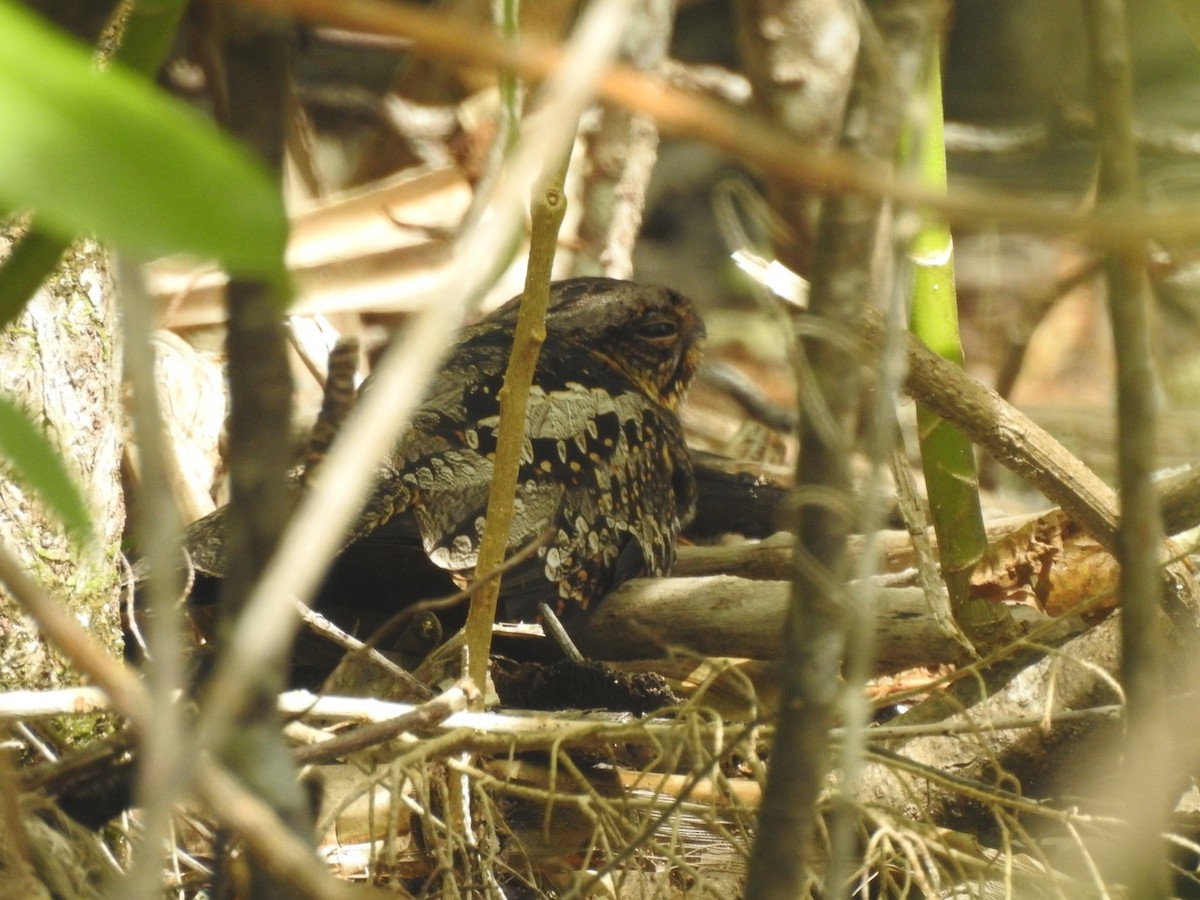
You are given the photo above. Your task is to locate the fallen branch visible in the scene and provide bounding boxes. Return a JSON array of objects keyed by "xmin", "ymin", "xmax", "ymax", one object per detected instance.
[
  {"xmin": 855, "ymin": 616, "xmax": 1124, "ymax": 831},
  {"xmin": 579, "ymin": 574, "xmax": 1076, "ymax": 673}
]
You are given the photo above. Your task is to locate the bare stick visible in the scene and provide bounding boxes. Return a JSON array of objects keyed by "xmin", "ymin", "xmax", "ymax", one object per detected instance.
[
  {"xmin": 463, "ymin": 180, "xmax": 567, "ymax": 694},
  {"xmin": 745, "ymin": 4, "xmax": 942, "ymax": 895},
  {"xmin": 113, "ymin": 255, "xmax": 190, "ymax": 896},
  {"xmin": 1084, "ymin": 1, "xmax": 1173, "ymax": 894},
  {"xmin": 0, "ymin": 542, "xmax": 147, "ymax": 729},
  {"xmin": 293, "ymin": 682, "xmax": 474, "ymax": 765},
  {"xmin": 195, "ymin": 758, "xmax": 391, "ymax": 900}
]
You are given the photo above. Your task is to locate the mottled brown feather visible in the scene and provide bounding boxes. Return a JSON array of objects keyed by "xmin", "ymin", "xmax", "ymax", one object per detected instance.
[{"xmin": 186, "ymin": 277, "xmax": 704, "ymax": 624}]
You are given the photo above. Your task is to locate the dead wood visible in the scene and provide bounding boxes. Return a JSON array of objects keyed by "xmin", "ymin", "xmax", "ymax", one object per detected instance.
[
  {"xmin": 676, "ymin": 511, "xmax": 1121, "ymax": 618},
  {"xmin": 576, "ymin": 573, "xmax": 1075, "ymax": 674},
  {"xmin": 148, "ymin": 167, "xmax": 471, "ymax": 328},
  {"xmin": 854, "ymin": 616, "xmax": 1123, "ymax": 836}
]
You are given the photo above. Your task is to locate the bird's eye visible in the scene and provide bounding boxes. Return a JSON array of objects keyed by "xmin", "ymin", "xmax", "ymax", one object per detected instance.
[{"xmin": 635, "ymin": 319, "xmax": 678, "ymax": 340}]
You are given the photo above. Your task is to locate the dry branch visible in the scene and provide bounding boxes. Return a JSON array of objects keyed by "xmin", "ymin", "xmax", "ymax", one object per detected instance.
[
  {"xmin": 579, "ymin": 575, "xmax": 1080, "ymax": 674},
  {"xmin": 747, "ymin": 3, "xmax": 941, "ymax": 889},
  {"xmin": 1084, "ymin": 0, "xmax": 1173, "ymax": 891},
  {"xmin": 571, "ymin": 0, "xmax": 673, "ymax": 278},
  {"xmin": 149, "ymin": 167, "xmax": 472, "ymax": 328},
  {"xmin": 195, "ymin": 759, "xmax": 392, "ymax": 900},
  {"xmin": 855, "ymin": 616, "xmax": 1123, "ymax": 833},
  {"xmin": 234, "ymin": 0, "xmax": 1200, "ymax": 250},
  {"xmin": 734, "ymin": 0, "xmax": 858, "ymax": 276},
  {"xmin": 860, "ymin": 306, "xmax": 1120, "ymax": 548}
]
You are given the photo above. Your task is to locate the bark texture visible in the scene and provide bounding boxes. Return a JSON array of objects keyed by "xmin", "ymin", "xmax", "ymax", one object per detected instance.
[{"xmin": 0, "ymin": 235, "xmax": 124, "ymax": 690}]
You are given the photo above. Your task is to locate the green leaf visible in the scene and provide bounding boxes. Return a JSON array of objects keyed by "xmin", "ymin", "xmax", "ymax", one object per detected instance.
[
  {"xmin": 0, "ymin": 1, "xmax": 288, "ymax": 283},
  {"xmin": 1165, "ymin": 0, "xmax": 1200, "ymax": 53},
  {"xmin": 0, "ymin": 227, "xmax": 71, "ymax": 331},
  {"xmin": 111, "ymin": 0, "xmax": 187, "ymax": 76},
  {"xmin": 0, "ymin": 395, "xmax": 93, "ymax": 541}
]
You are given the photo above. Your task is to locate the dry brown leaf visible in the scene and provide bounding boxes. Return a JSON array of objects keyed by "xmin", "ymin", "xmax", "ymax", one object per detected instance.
[{"xmin": 971, "ymin": 509, "xmax": 1118, "ymax": 617}]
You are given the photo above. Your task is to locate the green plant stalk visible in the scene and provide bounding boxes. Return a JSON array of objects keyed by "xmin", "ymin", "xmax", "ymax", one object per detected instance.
[
  {"xmin": 463, "ymin": 180, "xmax": 568, "ymax": 695},
  {"xmin": 906, "ymin": 49, "xmax": 1005, "ymax": 634},
  {"xmin": 0, "ymin": 0, "xmax": 188, "ymax": 325},
  {"xmin": 498, "ymin": 0, "xmax": 521, "ymax": 154}
]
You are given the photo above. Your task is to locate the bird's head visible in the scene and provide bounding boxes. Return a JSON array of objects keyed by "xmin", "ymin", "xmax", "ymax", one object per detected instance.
[{"xmin": 542, "ymin": 278, "xmax": 705, "ymax": 410}]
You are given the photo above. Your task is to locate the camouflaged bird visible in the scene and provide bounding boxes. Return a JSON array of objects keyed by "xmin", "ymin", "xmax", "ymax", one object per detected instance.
[{"xmin": 187, "ymin": 277, "xmax": 704, "ymax": 625}]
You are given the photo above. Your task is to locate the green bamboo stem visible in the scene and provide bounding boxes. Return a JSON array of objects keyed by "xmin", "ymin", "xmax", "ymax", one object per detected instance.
[{"xmin": 906, "ymin": 47, "xmax": 1009, "ymax": 636}]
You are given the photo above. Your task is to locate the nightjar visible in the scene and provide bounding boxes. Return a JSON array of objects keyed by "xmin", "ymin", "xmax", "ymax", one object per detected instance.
[
  {"xmin": 354, "ymin": 276, "xmax": 705, "ymax": 623},
  {"xmin": 186, "ymin": 277, "xmax": 704, "ymax": 629}
]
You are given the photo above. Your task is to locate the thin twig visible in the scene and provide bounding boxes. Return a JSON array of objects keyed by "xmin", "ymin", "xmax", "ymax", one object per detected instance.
[
  {"xmin": 293, "ymin": 683, "xmax": 474, "ymax": 765},
  {"xmin": 296, "ymin": 605, "xmax": 433, "ymax": 699},
  {"xmin": 0, "ymin": 542, "xmax": 148, "ymax": 729},
  {"xmin": 278, "ymin": 690, "xmax": 744, "ymax": 748},
  {"xmin": 864, "ymin": 746, "xmax": 1122, "ymax": 826},
  {"xmin": 216, "ymin": 22, "xmax": 316, "ymax": 894},
  {"xmin": 852, "ymin": 703, "xmax": 1122, "ymax": 740},
  {"xmin": 1083, "ymin": 1, "xmax": 1173, "ymax": 894},
  {"xmin": 232, "ymin": 0, "xmax": 1200, "ymax": 251},
  {"xmin": 889, "ymin": 429, "xmax": 972, "ymax": 656},
  {"xmin": 571, "ymin": 0, "xmax": 674, "ymax": 277},
  {"xmin": 195, "ymin": 758, "xmax": 395, "ymax": 900},
  {"xmin": 746, "ymin": 3, "xmax": 941, "ymax": 894},
  {"xmin": 537, "ymin": 602, "xmax": 584, "ymax": 663},
  {"xmin": 112, "ymin": 255, "xmax": 190, "ymax": 897},
  {"xmin": 0, "ymin": 687, "xmax": 112, "ymax": 721},
  {"xmin": 733, "ymin": 0, "xmax": 859, "ymax": 277},
  {"xmin": 353, "ymin": 527, "xmax": 551, "ymax": 655},
  {"xmin": 946, "ymin": 113, "xmax": 1200, "ymax": 160},
  {"xmin": 565, "ymin": 718, "xmax": 766, "ymax": 899},
  {"xmin": 463, "ymin": 179, "xmax": 568, "ymax": 694}
]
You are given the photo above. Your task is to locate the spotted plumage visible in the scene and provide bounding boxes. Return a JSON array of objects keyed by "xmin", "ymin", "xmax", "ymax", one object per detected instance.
[
  {"xmin": 357, "ymin": 277, "xmax": 704, "ymax": 622},
  {"xmin": 187, "ymin": 277, "xmax": 704, "ymax": 626}
]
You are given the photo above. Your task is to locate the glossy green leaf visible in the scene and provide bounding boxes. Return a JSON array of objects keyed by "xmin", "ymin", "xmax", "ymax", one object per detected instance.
[
  {"xmin": 0, "ymin": 395, "xmax": 93, "ymax": 541},
  {"xmin": 0, "ymin": 1, "xmax": 288, "ymax": 282}
]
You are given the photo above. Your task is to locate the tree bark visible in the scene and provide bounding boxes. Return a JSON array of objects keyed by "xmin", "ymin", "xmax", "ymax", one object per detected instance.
[
  {"xmin": 0, "ymin": 235, "xmax": 124, "ymax": 692},
  {"xmin": 734, "ymin": 0, "xmax": 859, "ymax": 277}
]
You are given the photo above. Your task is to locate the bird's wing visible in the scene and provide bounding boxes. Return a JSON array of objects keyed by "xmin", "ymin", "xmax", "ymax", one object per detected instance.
[
  {"xmin": 355, "ymin": 353, "xmax": 693, "ymax": 622},
  {"xmin": 182, "ymin": 505, "xmax": 229, "ymax": 576},
  {"xmin": 531, "ymin": 388, "xmax": 693, "ymax": 618}
]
